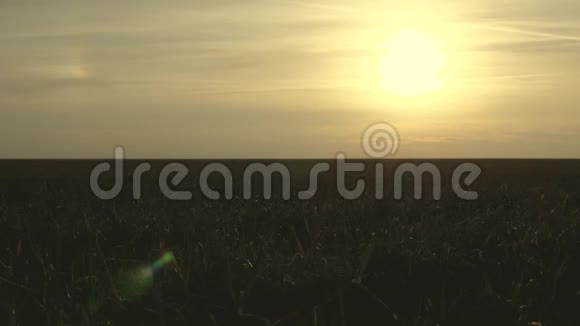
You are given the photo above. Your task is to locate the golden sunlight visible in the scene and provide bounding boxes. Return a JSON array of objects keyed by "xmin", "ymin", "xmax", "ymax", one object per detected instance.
[{"xmin": 378, "ymin": 29, "xmax": 446, "ymax": 97}]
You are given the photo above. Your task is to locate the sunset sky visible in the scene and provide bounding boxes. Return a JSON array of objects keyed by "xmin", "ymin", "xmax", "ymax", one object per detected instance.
[{"xmin": 1, "ymin": 1, "xmax": 580, "ymax": 158}]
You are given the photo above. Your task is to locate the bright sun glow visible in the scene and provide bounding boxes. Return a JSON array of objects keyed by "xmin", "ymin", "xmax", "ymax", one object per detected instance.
[{"xmin": 379, "ymin": 29, "xmax": 446, "ymax": 97}]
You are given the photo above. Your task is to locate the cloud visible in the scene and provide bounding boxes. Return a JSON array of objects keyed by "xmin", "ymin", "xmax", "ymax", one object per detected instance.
[
  {"xmin": 473, "ymin": 23, "xmax": 580, "ymax": 42},
  {"xmin": 475, "ymin": 39, "xmax": 580, "ymax": 53},
  {"xmin": 402, "ymin": 136, "xmax": 457, "ymax": 144}
]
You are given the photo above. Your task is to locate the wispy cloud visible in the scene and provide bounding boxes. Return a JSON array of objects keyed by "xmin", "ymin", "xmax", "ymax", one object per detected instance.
[{"xmin": 402, "ymin": 136, "xmax": 458, "ymax": 144}]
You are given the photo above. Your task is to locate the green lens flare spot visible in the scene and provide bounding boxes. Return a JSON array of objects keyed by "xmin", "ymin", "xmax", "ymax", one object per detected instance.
[
  {"xmin": 116, "ymin": 252, "xmax": 175, "ymax": 299},
  {"xmin": 152, "ymin": 251, "xmax": 175, "ymax": 272}
]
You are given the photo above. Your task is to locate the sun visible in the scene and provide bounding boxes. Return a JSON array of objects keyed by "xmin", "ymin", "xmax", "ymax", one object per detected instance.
[{"xmin": 378, "ymin": 29, "xmax": 446, "ymax": 97}]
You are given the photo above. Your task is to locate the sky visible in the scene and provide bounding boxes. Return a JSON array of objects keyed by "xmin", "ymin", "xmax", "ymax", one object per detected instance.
[{"xmin": 1, "ymin": 0, "xmax": 580, "ymax": 158}]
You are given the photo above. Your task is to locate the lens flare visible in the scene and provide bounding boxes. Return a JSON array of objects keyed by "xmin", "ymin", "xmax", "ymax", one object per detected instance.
[
  {"xmin": 152, "ymin": 252, "xmax": 175, "ymax": 272},
  {"xmin": 116, "ymin": 252, "xmax": 175, "ymax": 299}
]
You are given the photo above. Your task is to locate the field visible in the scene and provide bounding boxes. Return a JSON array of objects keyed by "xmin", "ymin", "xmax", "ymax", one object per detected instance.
[{"xmin": 1, "ymin": 160, "xmax": 580, "ymax": 325}]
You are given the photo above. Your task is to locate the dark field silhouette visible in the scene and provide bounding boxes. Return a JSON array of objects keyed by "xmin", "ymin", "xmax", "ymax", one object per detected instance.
[{"xmin": 1, "ymin": 160, "xmax": 580, "ymax": 325}]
